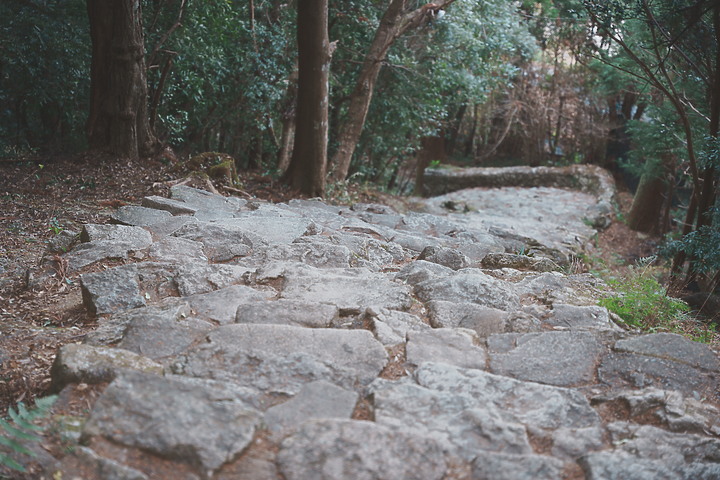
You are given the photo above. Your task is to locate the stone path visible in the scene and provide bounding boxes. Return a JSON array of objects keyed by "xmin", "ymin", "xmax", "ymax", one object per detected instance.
[{"xmin": 48, "ymin": 167, "xmax": 720, "ymax": 479}]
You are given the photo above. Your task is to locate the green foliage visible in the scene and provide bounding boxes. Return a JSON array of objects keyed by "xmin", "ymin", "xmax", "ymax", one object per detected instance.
[
  {"xmin": 0, "ymin": 395, "xmax": 57, "ymax": 473},
  {"xmin": 344, "ymin": 0, "xmax": 536, "ymax": 185},
  {"xmin": 0, "ymin": 0, "xmax": 90, "ymax": 154},
  {"xmin": 597, "ymin": 261, "xmax": 714, "ymax": 342},
  {"xmin": 663, "ymin": 223, "xmax": 720, "ymax": 274}
]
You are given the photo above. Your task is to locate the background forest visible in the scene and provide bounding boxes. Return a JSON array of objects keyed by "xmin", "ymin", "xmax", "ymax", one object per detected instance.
[{"xmin": 1, "ymin": 0, "xmax": 718, "ymax": 292}]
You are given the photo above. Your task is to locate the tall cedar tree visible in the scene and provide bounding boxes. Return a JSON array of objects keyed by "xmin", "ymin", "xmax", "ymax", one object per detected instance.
[
  {"xmin": 282, "ymin": 0, "xmax": 330, "ymax": 196},
  {"xmin": 86, "ymin": 0, "xmax": 158, "ymax": 160}
]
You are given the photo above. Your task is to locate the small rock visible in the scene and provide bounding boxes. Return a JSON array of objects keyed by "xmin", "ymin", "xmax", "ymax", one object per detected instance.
[
  {"xmin": 111, "ymin": 205, "xmax": 172, "ymax": 226},
  {"xmin": 50, "ymin": 344, "xmax": 163, "ymax": 391},
  {"xmin": 80, "ymin": 265, "xmax": 145, "ymax": 315},
  {"xmin": 417, "ymin": 246, "xmax": 471, "ymax": 270}
]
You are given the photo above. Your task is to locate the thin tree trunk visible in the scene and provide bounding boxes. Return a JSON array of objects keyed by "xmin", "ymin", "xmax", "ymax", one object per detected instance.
[
  {"xmin": 86, "ymin": 0, "xmax": 158, "ymax": 159},
  {"xmin": 328, "ymin": 0, "xmax": 455, "ymax": 182},
  {"xmin": 281, "ymin": 0, "xmax": 329, "ymax": 196},
  {"xmin": 627, "ymin": 172, "xmax": 667, "ymax": 233},
  {"xmin": 277, "ymin": 68, "xmax": 299, "ymax": 173}
]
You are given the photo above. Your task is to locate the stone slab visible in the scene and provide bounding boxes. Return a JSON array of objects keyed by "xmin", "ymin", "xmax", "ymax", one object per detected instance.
[
  {"xmin": 488, "ymin": 331, "xmax": 606, "ymax": 387},
  {"xmin": 427, "ymin": 300, "xmax": 507, "ymax": 338},
  {"xmin": 82, "ymin": 371, "xmax": 260, "ymax": 473},
  {"xmin": 614, "ymin": 333, "xmax": 720, "ymax": 371},
  {"xmin": 81, "ymin": 265, "xmax": 145, "ymax": 315},
  {"xmin": 263, "ymin": 380, "xmax": 358, "ymax": 438},
  {"xmin": 185, "ymin": 284, "xmax": 274, "ymax": 325},
  {"xmin": 406, "ymin": 328, "xmax": 486, "ymax": 370},
  {"xmin": 141, "ymin": 195, "xmax": 198, "ymax": 215},
  {"xmin": 176, "ymin": 324, "xmax": 388, "ymax": 396},
  {"xmin": 235, "ymin": 299, "xmax": 339, "ymax": 328},
  {"xmin": 471, "ymin": 452, "xmax": 565, "ymax": 480},
  {"xmin": 277, "ymin": 419, "xmax": 446, "ymax": 480},
  {"xmin": 50, "ymin": 344, "xmax": 163, "ymax": 390},
  {"xmin": 414, "ymin": 271, "xmax": 520, "ymax": 311},
  {"xmin": 111, "ymin": 205, "xmax": 172, "ymax": 227}
]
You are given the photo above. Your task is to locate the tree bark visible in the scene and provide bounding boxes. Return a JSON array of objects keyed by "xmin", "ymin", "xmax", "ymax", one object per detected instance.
[
  {"xmin": 277, "ymin": 67, "xmax": 299, "ymax": 173},
  {"xmin": 328, "ymin": 0, "xmax": 455, "ymax": 182},
  {"xmin": 86, "ymin": 0, "xmax": 158, "ymax": 160},
  {"xmin": 627, "ymin": 171, "xmax": 667, "ymax": 233},
  {"xmin": 281, "ymin": 0, "xmax": 329, "ymax": 196}
]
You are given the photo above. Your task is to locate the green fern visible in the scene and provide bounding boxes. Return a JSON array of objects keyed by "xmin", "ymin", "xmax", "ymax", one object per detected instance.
[{"xmin": 0, "ymin": 395, "xmax": 57, "ymax": 473}]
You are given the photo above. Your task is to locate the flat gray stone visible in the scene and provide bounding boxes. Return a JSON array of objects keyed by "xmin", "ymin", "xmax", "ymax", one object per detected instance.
[
  {"xmin": 386, "ymin": 232, "xmax": 440, "ymax": 253},
  {"xmin": 366, "ymin": 307, "xmax": 430, "ymax": 346},
  {"xmin": 263, "ymin": 381, "xmax": 358, "ymax": 437},
  {"xmin": 148, "ymin": 236, "xmax": 207, "ymax": 263},
  {"xmin": 481, "ymin": 252, "xmax": 561, "ymax": 272},
  {"xmin": 395, "ymin": 260, "xmax": 454, "ymax": 286},
  {"xmin": 488, "ymin": 331, "xmax": 606, "ymax": 386},
  {"xmin": 170, "ymin": 185, "xmax": 245, "ymax": 215},
  {"xmin": 235, "ymin": 299, "xmax": 339, "ymax": 328},
  {"xmin": 417, "ymin": 246, "xmax": 471, "ymax": 270},
  {"xmin": 141, "ymin": 195, "xmax": 197, "ymax": 215},
  {"xmin": 614, "ymin": 333, "xmax": 720, "ymax": 371},
  {"xmin": 411, "ymin": 362, "xmax": 599, "ymax": 430},
  {"xmin": 172, "ymin": 222, "xmax": 266, "ymax": 262},
  {"xmin": 579, "ymin": 453, "xmax": 683, "ymax": 480},
  {"xmin": 406, "ymin": 328, "xmax": 486, "ymax": 370},
  {"xmin": 217, "ymin": 217, "xmax": 315, "ymax": 244},
  {"xmin": 607, "ymin": 421, "xmax": 720, "ymax": 464},
  {"xmin": 111, "ymin": 205, "xmax": 172, "ymax": 226},
  {"xmin": 117, "ymin": 312, "xmax": 214, "ymax": 360},
  {"xmin": 471, "ymin": 452, "xmax": 565, "ymax": 480},
  {"xmin": 371, "ymin": 363, "xmax": 600, "ymax": 460},
  {"xmin": 415, "ymin": 270, "xmax": 520, "ymax": 311},
  {"xmin": 176, "ymin": 324, "xmax": 387, "ymax": 396},
  {"xmin": 186, "ymin": 284, "xmax": 274, "ymax": 324},
  {"xmin": 82, "ymin": 371, "xmax": 260, "ymax": 473},
  {"xmin": 81, "ymin": 265, "xmax": 145, "ymax": 315},
  {"xmin": 296, "ymin": 233, "xmax": 406, "ymax": 269},
  {"xmin": 427, "ymin": 300, "xmax": 507, "ymax": 338},
  {"xmin": 592, "ymin": 388, "xmax": 720, "ymax": 436},
  {"xmin": 175, "ymin": 264, "xmax": 252, "ymax": 296},
  {"xmin": 80, "ymin": 224, "xmax": 153, "ymax": 244},
  {"xmin": 50, "ymin": 344, "xmax": 163, "ymax": 390},
  {"xmin": 67, "ymin": 225, "xmax": 153, "ymax": 270},
  {"xmin": 579, "ymin": 422, "xmax": 720, "ymax": 479},
  {"xmin": 598, "ymin": 352, "xmax": 718, "ymax": 395},
  {"xmin": 142, "ymin": 215, "xmax": 198, "ymax": 238},
  {"xmin": 277, "ymin": 419, "xmax": 446, "ymax": 480},
  {"xmin": 546, "ymin": 304, "xmax": 620, "ymax": 331},
  {"xmin": 516, "ymin": 272, "xmax": 604, "ymax": 306},
  {"xmin": 85, "ymin": 302, "xmax": 192, "ymax": 346},
  {"xmin": 240, "ymin": 243, "xmax": 352, "ymax": 269},
  {"xmin": 278, "ymin": 266, "xmax": 413, "ymax": 312}
]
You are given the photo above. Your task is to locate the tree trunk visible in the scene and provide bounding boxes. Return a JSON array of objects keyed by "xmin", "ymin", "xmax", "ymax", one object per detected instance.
[
  {"xmin": 328, "ymin": 0, "xmax": 454, "ymax": 182},
  {"xmin": 86, "ymin": 0, "xmax": 158, "ymax": 160},
  {"xmin": 281, "ymin": 0, "xmax": 329, "ymax": 197},
  {"xmin": 627, "ymin": 171, "xmax": 667, "ymax": 233},
  {"xmin": 414, "ymin": 136, "xmax": 446, "ymax": 196},
  {"xmin": 277, "ymin": 68, "xmax": 299, "ymax": 173}
]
